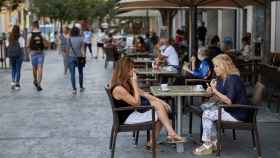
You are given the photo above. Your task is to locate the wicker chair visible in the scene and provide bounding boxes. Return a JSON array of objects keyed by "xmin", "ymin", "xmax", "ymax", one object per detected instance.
[{"xmin": 105, "ymin": 84, "xmax": 156, "ymax": 158}]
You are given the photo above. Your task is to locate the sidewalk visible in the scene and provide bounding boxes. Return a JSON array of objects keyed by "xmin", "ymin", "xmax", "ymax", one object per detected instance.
[{"xmin": 0, "ymin": 51, "xmax": 279, "ymax": 158}]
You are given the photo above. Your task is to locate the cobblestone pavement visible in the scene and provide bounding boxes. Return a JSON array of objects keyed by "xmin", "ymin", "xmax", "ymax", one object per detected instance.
[{"xmin": 0, "ymin": 51, "xmax": 279, "ymax": 158}]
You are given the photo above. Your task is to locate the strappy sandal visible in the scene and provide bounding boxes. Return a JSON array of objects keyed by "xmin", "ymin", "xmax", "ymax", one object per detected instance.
[
  {"xmin": 144, "ymin": 144, "xmax": 160, "ymax": 152},
  {"xmin": 166, "ymin": 135, "xmax": 186, "ymax": 144},
  {"xmin": 193, "ymin": 144, "xmax": 213, "ymax": 156}
]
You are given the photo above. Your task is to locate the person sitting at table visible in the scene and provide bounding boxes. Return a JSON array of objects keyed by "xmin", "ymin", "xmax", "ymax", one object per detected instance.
[
  {"xmin": 135, "ymin": 36, "xmax": 147, "ymax": 52},
  {"xmin": 240, "ymin": 36, "xmax": 251, "ymax": 58},
  {"xmin": 111, "ymin": 57, "xmax": 185, "ymax": 150},
  {"xmin": 208, "ymin": 35, "xmax": 223, "ymax": 61},
  {"xmin": 155, "ymin": 37, "xmax": 179, "ymax": 71},
  {"xmin": 193, "ymin": 54, "xmax": 250, "ymax": 156},
  {"xmin": 174, "ymin": 47, "xmax": 212, "ymax": 85},
  {"xmin": 185, "ymin": 47, "xmax": 213, "ymax": 79}
]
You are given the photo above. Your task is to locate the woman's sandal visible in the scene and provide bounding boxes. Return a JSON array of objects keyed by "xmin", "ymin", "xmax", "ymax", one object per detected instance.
[
  {"xmin": 192, "ymin": 144, "xmax": 213, "ymax": 156},
  {"xmin": 144, "ymin": 144, "xmax": 160, "ymax": 152},
  {"xmin": 166, "ymin": 135, "xmax": 186, "ymax": 144}
]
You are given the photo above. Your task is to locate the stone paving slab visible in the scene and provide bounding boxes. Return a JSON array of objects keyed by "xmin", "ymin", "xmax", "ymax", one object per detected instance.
[{"xmin": 0, "ymin": 51, "xmax": 279, "ymax": 158}]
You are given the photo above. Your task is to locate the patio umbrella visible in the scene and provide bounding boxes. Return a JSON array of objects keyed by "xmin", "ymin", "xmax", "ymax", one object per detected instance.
[
  {"xmin": 165, "ymin": 0, "xmax": 265, "ymax": 57},
  {"xmin": 165, "ymin": 0, "xmax": 265, "ymax": 8}
]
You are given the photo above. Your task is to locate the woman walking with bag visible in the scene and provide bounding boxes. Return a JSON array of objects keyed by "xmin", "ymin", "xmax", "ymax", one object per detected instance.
[
  {"xmin": 68, "ymin": 27, "xmax": 85, "ymax": 94},
  {"xmin": 6, "ymin": 25, "xmax": 25, "ymax": 90}
]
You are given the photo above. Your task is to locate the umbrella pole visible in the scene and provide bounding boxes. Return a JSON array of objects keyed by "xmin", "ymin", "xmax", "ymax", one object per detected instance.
[{"xmin": 188, "ymin": 5, "xmax": 198, "ymax": 59}]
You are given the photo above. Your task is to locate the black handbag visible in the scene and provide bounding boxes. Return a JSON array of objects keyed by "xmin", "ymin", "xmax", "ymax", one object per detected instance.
[
  {"xmin": 69, "ymin": 39, "xmax": 86, "ymax": 67},
  {"xmin": 77, "ymin": 57, "xmax": 86, "ymax": 66}
]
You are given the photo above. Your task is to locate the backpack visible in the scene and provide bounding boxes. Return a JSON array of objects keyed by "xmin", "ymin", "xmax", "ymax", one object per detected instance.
[
  {"xmin": 29, "ymin": 32, "xmax": 44, "ymax": 51},
  {"xmin": 7, "ymin": 41, "xmax": 22, "ymax": 57}
]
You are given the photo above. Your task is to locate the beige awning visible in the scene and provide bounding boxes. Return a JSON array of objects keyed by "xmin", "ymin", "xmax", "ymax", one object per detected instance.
[
  {"xmin": 117, "ymin": 0, "xmax": 184, "ymax": 11},
  {"xmin": 116, "ymin": 10, "xmax": 161, "ymax": 17}
]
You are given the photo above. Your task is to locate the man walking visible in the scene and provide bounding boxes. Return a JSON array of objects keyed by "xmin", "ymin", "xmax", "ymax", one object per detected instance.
[
  {"xmin": 27, "ymin": 21, "xmax": 49, "ymax": 91},
  {"xmin": 197, "ymin": 21, "xmax": 207, "ymax": 46}
]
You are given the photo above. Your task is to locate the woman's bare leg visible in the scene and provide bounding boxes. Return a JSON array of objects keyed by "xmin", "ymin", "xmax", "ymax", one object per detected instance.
[
  {"xmin": 150, "ymin": 100, "xmax": 177, "ymax": 136},
  {"xmin": 148, "ymin": 121, "xmax": 162, "ymax": 145}
]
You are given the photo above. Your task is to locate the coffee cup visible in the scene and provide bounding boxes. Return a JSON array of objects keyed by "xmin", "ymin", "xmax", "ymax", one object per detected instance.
[
  {"xmin": 161, "ymin": 84, "xmax": 169, "ymax": 91},
  {"xmin": 195, "ymin": 85, "xmax": 203, "ymax": 91}
]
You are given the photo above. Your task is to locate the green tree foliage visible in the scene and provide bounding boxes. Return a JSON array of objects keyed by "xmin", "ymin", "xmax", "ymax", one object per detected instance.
[
  {"xmin": 0, "ymin": 0, "xmax": 22, "ymax": 10},
  {"xmin": 32, "ymin": 0, "xmax": 116, "ymax": 22}
]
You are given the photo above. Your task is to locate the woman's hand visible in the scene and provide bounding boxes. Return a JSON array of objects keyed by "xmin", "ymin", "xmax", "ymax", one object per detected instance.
[
  {"xmin": 210, "ymin": 79, "xmax": 217, "ymax": 89},
  {"xmin": 206, "ymin": 83, "xmax": 213, "ymax": 94},
  {"xmin": 130, "ymin": 70, "xmax": 138, "ymax": 87},
  {"xmin": 191, "ymin": 56, "xmax": 196, "ymax": 62}
]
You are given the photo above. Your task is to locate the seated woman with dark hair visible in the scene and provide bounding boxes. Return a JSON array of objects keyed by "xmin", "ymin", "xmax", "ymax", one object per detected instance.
[
  {"xmin": 135, "ymin": 36, "xmax": 147, "ymax": 52},
  {"xmin": 111, "ymin": 57, "xmax": 185, "ymax": 149},
  {"xmin": 193, "ymin": 54, "xmax": 250, "ymax": 156}
]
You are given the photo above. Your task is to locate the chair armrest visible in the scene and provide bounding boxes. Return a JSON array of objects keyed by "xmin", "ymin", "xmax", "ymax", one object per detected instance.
[
  {"xmin": 217, "ymin": 104, "xmax": 260, "ymax": 123},
  {"xmin": 218, "ymin": 104, "xmax": 262, "ymax": 109},
  {"xmin": 185, "ymin": 78, "xmax": 211, "ymax": 84},
  {"xmin": 113, "ymin": 106, "xmax": 154, "ymax": 112}
]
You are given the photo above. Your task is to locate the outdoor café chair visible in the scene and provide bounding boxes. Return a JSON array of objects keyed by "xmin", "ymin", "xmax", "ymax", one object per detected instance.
[
  {"xmin": 104, "ymin": 47, "xmax": 117, "ymax": 69},
  {"xmin": 105, "ymin": 84, "xmax": 156, "ymax": 158}
]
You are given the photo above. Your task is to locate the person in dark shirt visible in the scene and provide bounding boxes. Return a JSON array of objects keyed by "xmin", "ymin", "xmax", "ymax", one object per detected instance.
[
  {"xmin": 193, "ymin": 54, "xmax": 250, "ymax": 156},
  {"xmin": 197, "ymin": 21, "xmax": 207, "ymax": 46},
  {"xmin": 208, "ymin": 35, "xmax": 223, "ymax": 60},
  {"xmin": 111, "ymin": 57, "xmax": 185, "ymax": 149}
]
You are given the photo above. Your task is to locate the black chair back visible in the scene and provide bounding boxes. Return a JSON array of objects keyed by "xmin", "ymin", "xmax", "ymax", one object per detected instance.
[
  {"xmin": 105, "ymin": 84, "xmax": 120, "ymax": 126},
  {"xmin": 104, "ymin": 48, "xmax": 115, "ymax": 62}
]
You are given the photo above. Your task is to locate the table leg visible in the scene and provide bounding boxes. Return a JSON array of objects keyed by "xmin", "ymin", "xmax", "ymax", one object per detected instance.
[{"xmin": 176, "ymin": 96, "xmax": 184, "ymax": 153}]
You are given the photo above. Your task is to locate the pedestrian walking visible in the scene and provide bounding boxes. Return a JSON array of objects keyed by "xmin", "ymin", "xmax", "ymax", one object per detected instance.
[
  {"xmin": 67, "ymin": 27, "xmax": 85, "ymax": 94},
  {"xmin": 27, "ymin": 21, "xmax": 49, "ymax": 91},
  {"xmin": 59, "ymin": 26, "xmax": 70, "ymax": 75},
  {"xmin": 6, "ymin": 25, "xmax": 25, "ymax": 90},
  {"xmin": 96, "ymin": 28, "xmax": 105, "ymax": 59},
  {"xmin": 83, "ymin": 28, "xmax": 93, "ymax": 58}
]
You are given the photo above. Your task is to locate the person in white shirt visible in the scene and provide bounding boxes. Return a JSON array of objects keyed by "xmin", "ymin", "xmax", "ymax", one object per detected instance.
[
  {"xmin": 240, "ymin": 36, "xmax": 251, "ymax": 58},
  {"xmin": 156, "ymin": 37, "xmax": 179, "ymax": 70},
  {"xmin": 83, "ymin": 28, "xmax": 93, "ymax": 57},
  {"xmin": 96, "ymin": 29, "xmax": 106, "ymax": 59},
  {"xmin": 6, "ymin": 25, "xmax": 25, "ymax": 90}
]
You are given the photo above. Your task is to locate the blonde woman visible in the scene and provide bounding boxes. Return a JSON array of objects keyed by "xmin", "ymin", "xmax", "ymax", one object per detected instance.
[
  {"xmin": 193, "ymin": 54, "xmax": 250, "ymax": 155},
  {"xmin": 111, "ymin": 57, "xmax": 185, "ymax": 150}
]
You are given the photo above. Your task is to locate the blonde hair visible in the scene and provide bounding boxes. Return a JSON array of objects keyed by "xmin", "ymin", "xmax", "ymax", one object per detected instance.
[{"xmin": 212, "ymin": 54, "xmax": 240, "ymax": 77}]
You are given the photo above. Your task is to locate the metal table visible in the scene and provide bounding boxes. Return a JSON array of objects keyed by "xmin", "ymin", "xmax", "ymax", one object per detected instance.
[{"xmin": 150, "ymin": 85, "xmax": 209, "ymax": 153}]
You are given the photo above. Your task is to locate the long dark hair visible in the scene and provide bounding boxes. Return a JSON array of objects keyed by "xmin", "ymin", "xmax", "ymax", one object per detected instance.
[
  {"xmin": 9, "ymin": 25, "xmax": 20, "ymax": 45},
  {"xmin": 70, "ymin": 27, "xmax": 80, "ymax": 37},
  {"xmin": 111, "ymin": 57, "xmax": 134, "ymax": 92}
]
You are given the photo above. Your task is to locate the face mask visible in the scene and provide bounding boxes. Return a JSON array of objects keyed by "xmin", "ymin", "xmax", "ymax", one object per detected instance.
[{"xmin": 160, "ymin": 45, "xmax": 167, "ymax": 50}]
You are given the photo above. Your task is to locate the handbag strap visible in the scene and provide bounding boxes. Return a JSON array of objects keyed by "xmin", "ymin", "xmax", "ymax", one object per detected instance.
[{"xmin": 69, "ymin": 38, "xmax": 78, "ymax": 57}]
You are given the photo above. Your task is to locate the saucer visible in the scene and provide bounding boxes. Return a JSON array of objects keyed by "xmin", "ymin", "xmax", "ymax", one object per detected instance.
[{"xmin": 161, "ymin": 88, "xmax": 170, "ymax": 92}]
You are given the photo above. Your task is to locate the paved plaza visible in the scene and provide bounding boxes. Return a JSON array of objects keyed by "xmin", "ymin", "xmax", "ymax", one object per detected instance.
[{"xmin": 0, "ymin": 51, "xmax": 280, "ymax": 158}]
